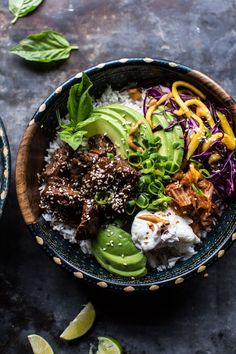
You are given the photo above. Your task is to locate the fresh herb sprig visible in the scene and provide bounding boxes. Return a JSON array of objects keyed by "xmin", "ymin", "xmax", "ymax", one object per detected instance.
[
  {"xmin": 9, "ymin": 0, "xmax": 44, "ymax": 24},
  {"xmin": 10, "ymin": 31, "xmax": 78, "ymax": 63},
  {"xmin": 58, "ymin": 73, "xmax": 93, "ymax": 150}
]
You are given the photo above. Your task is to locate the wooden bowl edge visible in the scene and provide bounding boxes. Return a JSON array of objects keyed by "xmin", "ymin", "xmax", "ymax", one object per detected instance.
[{"xmin": 16, "ymin": 122, "xmax": 39, "ymax": 225}]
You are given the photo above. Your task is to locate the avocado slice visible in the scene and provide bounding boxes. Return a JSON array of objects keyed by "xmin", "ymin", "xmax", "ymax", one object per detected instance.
[
  {"xmin": 153, "ymin": 106, "xmax": 184, "ymax": 173},
  {"xmin": 78, "ymin": 115, "xmax": 129, "ymax": 158},
  {"xmin": 93, "ymin": 107, "xmax": 132, "ymax": 132},
  {"xmin": 107, "ymin": 104, "xmax": 154, "ymax": 143},
  {"xmin": 91, "ymin": 225, "xmax": 147, "ymax": 278},
  {"xmin": 94, "ymin": 247, "xmax": 146, "ymax": 271},
  {"xmin": 79, "ymin": 104, "xmax": 155, "ymax": 158},
  {"xmin": 93, "ymin": 252, "xmax": 147, "ymax": 277}
]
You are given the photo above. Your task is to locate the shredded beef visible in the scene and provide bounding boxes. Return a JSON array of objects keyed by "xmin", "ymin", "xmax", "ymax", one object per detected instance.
[{"xmin": 40, "ymin": 135, "xmax": 139, "ymax": 240}]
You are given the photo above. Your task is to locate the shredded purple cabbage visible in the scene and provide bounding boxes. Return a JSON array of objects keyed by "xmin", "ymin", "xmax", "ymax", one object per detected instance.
[
  {"xmin": 143, "ymin": 84, "xmax": 236, "ymax": 198},
  {"xmin": 209, "ymin": 150, "xmax": 236, "ymax": 196},
  {"xmin": 143, "ymin": 85, "xmax": 170, "ymax": 116},
  {"xmin": 192, "ymin": 136, "xmax": 224, "ymax": 159}
]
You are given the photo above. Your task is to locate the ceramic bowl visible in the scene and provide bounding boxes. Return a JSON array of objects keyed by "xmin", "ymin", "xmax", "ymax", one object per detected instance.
[
  {"xmin": 16, "ymin": 58, "xmax": 236, "ymax": 292},
  {"xmin": 0, "ymin": 117, "xmax": 10, "ymax": 218}
]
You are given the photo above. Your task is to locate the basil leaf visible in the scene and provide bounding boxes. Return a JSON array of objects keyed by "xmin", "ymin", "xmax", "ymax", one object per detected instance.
[
  {"xmin": 9, "ymin": 0, "xmax": 44, "ymax": 24},
  {"xmin": 9, "ymin": 31, "xmax": 78, "ymax": 63},
  {"xmin": 58, "ymin": 130, "xmax": 87, "ymax": 151},
  {"xmin": 67, "ymin": 73, "xmax": 93, "ymax": 125},
  {"xmin": 58, "ymin": 74, "xmax": 93, "ymax": 150}
]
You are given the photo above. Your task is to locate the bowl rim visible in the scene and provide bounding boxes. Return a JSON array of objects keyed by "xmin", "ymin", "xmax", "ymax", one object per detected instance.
[
  {"xmin": 0, "ymin": 116, "xmax": 10, "ymax": 218},
  {"xmin": 16, "ymin": 57, "xmax": 236, "ymax": 292}
]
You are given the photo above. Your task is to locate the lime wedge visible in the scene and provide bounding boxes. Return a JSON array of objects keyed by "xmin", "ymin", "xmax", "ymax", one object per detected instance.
[
  {"xmin": 60, "ymin": 302, "xmax": 96, "ymax": 340},
  {"xmin": 96, "ymin": 336, "xmax": 123, "ymax": 354},
  {"xmin": 28, "ymin": 335, "xmax": 54, "ymax": 354}
]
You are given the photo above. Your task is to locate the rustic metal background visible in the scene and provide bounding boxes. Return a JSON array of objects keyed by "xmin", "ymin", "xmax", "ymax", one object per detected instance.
[{"xmin": 1, "ymin": 0, "xmax": 236, "ymax": 353}]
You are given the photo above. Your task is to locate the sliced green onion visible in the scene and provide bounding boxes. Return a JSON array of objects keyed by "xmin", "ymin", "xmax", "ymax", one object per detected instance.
[
  {"xmin": 139, "ymin": 175, "xmax": 153, "ymax": 190},
  {"xmin": 149, "ymin": 152, "xmax": 161, "ymax": 160},
  {"xmin": 141, "ymin": 159, "xmax": 155, "ymax": 174},
  {"xmin": 125, "ymin": 200, "xmax": 136, "ymax": 215},
  {"xmin": 95, "ymin": 191, "xmax": 113, "ymax": 205},
  {"xmin": 162, "ymin": 175, "xmax": 171, "ymax": 182},
  {"xmin": 128, "ymin": 154, "xmax": 142, "ymax": 167},
  {"xmin": 148, "ymin": 181, "xmax": 164, "ymax": 195},
  {"xmin": 172, "ymin": 141, "xmax": 181, "ymax": 149},
  {"xmin": 189, "ymin": 158, "xmax": 203, "ymax": 168},
  {"xmin": 136, "ymin": 194, "xmax": 149, "ymax": 209},
  {"xmin": 205, "ymin": 129, "xmax": 212, "ymax": 139},
  {"xmin": 170, "ymin": 162, "xmax": 181, "ymax": 174},
  {"xmin": 163, "ymin": 161, "xmax": 173, "ymax": 172},
  {"xmin": 107, "ymin": 153, "xmax": 114, "ymax": 159},
  {"xmin": 154, "ymin": 168, "xmax": 165, "ymax": 178},
  {"xmin": 199, "ymin": 168, "xmax": 210, "ymax": 178},
  {"xmin": 191, "ymin": 183, "xmax": 204, "ymax": 196}
]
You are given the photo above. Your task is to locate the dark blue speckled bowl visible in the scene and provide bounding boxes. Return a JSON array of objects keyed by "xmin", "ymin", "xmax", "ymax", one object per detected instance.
[
  {"xmin": 16, "ymin": 58, "xmax": 236, "ymax": 292},
  {"xmin": 0, "ymin": 117, "xmax": 10, "ymax": 218}
]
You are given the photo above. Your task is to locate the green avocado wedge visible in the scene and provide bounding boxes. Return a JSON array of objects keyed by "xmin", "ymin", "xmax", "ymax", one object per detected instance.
[
  {"xmin": 106, "ymin": 104, "xmax": 154, "ymax": 143},
  {"xmin": 91, "ymin": 225, "xmax": 147, "ymax": 278},
  {"xmin": 78, "ymin": 115, "xmax": 129, "ymax": 158},
  {"xmin": 79, "ymin": 104, "xmax": 154, "ymax": 158},
  {"xmin": 152, "ymin": 105, "xmax": 184, "ymax": 173}
]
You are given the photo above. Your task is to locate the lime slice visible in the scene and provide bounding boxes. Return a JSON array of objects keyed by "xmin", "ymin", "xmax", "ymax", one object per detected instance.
[
  {"xmin": 28, "ymin": 335, "xmax": 54, "ymax": 354},
  {"xmin": 60, "ymin": 302, "xmax": 96, "ymax": 340},
  {"xmin": 96, "ymin": 336, "xmax": 123, "ymax": 354}
]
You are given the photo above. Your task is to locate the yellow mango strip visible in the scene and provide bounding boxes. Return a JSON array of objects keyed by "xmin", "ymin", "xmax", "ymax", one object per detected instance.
[
  {"xmin": 127, "ymin": 120, "xmax": 144, "ymax": 153},
  {"xmin": 186, "ymin": 110, "xmax": 207, "ymax": 159},
  {"xmin": 155, "ymin": 93, "xmax": 173, "ymax": 106},
  {"xmin": 217, "ymin": 111, "xmax": 236, "ymax": 139},
  {"xmin": 202, "ymin": 133, "xmax": 223, "ymax": 151},
  {"xmin": 222, "ymin": 134, "xmax": 236, "ymax": 149},
  {"xmin": 202, "ymin": 132, "xmax": 236, "ymax": 151},
  {"xmin": 172, "ymin": 81, "xmax": 206, "ymax": 118},
  {"xmin": 208, "ymin": 152, "xmax": 221, "ymax": 164},
  {"xmin": 187, "ymin": 130, "xmax": 205, "ymax": 160},
  {"xmin": 147, "ymin": 98, "xmax": 157, "ymax": 108},
  {"xmin": 146, "ymin": 105, "xmax": 156, "ymax": 128},
  {"xmin": 175, "ymin": 99, "xmax": 215, "ymax": 128},
  {"xmin": 146, "ymin": 93, "xmax": 173, "ymax": 128}
]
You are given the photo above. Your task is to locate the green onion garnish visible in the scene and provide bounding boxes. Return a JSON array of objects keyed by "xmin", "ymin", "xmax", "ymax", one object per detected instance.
[
  {"xmin": 136, "ymin": 194, "xmax": 149, "ymax": 209},
  {"xmin": 128, "ymin": 154, "xmax": 142, "ymax": 167},
  {"xmin": 191, "ymin": 183, "xmax": 204, "ymax": 196},
  {"xmin": 95, "ymin": 191, "xmax": 113, "ymax": 205},
  {"xmin": 199, "ymin": 168, "xmax": 210, "ymax": 178},
  {"xmin": 106, "ymin": 153, "xmax": 114, "ymax": 159}
]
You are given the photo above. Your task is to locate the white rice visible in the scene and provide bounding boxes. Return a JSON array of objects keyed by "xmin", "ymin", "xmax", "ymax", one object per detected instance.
[{"xmin": 94, "ymin": 85, "xmax": 144, "ymax": 113}]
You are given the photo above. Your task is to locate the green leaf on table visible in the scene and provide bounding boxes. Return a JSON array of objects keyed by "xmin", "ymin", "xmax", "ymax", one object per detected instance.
[
  {"xmin": 58, "ymin": 129, "xmax": 87, "ymax": 151},
  {"xmin": 9, "ymin": 0, "xmax": 44, "ymax": 24},
  {"xmin": 67, "ymin": 73, "xmax": 93, "ymax": 126},
  {"xmin": 9, "ymin": 31, "xmax": 78, "ymax": 62}
]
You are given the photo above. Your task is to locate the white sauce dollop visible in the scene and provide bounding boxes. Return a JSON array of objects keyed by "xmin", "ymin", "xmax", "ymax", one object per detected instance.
[{"xmin": 131, "ymin": 209, "xmax": 200, "ymax": 253}]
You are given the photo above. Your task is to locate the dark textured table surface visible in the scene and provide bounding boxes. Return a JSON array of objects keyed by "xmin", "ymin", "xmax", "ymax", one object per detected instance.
[{"xmin": 1, "ymin": 1, "xmax": 236, "ymax": 353}]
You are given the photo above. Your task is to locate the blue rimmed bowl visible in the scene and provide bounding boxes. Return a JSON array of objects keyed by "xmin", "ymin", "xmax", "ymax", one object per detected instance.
[
  {"xmin": 16, "ymin": 58, "xmax": 236, "ymax": 292},
  {"xmin": 0, "ymin": 117, "xmax": 10, "ymax": 218}
]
